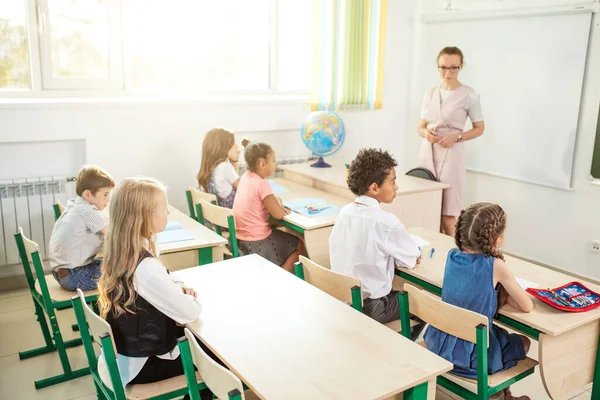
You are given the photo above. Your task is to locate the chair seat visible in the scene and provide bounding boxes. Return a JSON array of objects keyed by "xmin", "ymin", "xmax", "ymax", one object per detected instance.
[
  {"xmin": 453, "ymin": 357, "xmax": 538, "ymax": 387},
  {"xmin": 35, "ymin": 277, "xmax": 98, "ymax": 302},
  {"xmin": 383, "ymin": 318, "xmax": 418, "ymax": 333},
  {"xmin": 419, "ymin": 341, "xmax": 538, "ymax": 388},
  {"xmin": 126, "ymin": 372, "xmax": 202, "ymax": 399}
]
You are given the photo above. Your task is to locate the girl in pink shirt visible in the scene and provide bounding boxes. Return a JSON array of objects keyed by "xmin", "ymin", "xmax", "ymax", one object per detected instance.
[{"xmin": 233, "ymin": 142, "xmax": 304, "ymax": 272}]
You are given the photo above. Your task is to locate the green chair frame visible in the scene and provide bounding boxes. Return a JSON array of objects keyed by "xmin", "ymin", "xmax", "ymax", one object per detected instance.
[
  {"xmin": 71, "ymin": 292, "xmax": 205, "ymax": 400},
  {"xmin": 293, "ymin": 260, "xmax": 363, "ymax": 312},
  {"xmin": 53, "ymin": 204, "xmax": 62, "ymax": 221},
  {"xmin": 185, "ymin": 190, "xmax": 198, "ymax": 222},
  {"xmin": 194, "ymin": 200, "xmax": 239, "ymax": 258},
  {"xmin": 178, "ymin": 330, "xmax": 246, "ymax": 400},
  {"xmin": 398, "ymin": 289, "xmax": 537, "ymax": 400},
  {"xmin": 186, "ymin": 188, "xmax": 218, "ymax": 224},
  {"xmin": 294, "ymin": 258, "xmax": 422, "ymax": 337},
  {"xmin": 14, "ymin": 228, "xmax": 98, "ymax": 389}
]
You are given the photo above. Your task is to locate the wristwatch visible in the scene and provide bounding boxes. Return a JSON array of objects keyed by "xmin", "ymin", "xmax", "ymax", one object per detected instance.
[{"xmin": 457, "ymin": 134, "xmax": 463, "ymax": 142}]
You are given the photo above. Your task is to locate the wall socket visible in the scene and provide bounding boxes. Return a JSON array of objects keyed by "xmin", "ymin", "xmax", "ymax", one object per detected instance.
[{"xmin": 593, "ymin": 240, "xmax": 600, "ymax": 253}]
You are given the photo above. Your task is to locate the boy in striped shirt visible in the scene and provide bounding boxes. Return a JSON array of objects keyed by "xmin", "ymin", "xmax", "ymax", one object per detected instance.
[{"xmin": 49, "ymin": 165, "xmax": 114, "ymax": 291}]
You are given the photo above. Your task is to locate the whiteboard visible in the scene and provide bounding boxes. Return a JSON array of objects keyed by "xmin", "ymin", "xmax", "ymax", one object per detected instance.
[{"xmin": 420, "ymin": 12, "xmax": 591, "ymax": 189}]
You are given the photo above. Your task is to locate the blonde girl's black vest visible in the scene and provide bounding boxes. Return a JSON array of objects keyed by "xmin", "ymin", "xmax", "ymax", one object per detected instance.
[{"xmin": 106, "ymin": 251, "xmax": 183, "ymax": 357}]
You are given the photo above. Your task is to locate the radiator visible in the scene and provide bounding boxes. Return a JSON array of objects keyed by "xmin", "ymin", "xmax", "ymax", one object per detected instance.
[{"xmin": 0, "ymin": 177, "xmax": 75, "ymax": 267}]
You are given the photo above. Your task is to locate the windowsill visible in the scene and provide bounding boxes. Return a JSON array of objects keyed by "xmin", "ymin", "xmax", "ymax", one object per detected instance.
[{"xmin": 0, "ymin": 92, "xmax": 311, "ymax": 109}]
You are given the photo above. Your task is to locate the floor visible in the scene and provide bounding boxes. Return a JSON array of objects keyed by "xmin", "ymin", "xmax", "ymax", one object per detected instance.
[{"xmin": 0, "ymin": 288, "xmax": 594, "ymax": 400}]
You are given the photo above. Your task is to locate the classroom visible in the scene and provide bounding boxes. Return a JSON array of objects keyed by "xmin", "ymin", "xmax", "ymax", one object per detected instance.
[{"xmin": 1, "ymin": 0, "xmax": 599, "ymax": 399}]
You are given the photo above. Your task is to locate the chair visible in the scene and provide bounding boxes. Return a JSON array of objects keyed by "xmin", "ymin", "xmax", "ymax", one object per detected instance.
[
  {"xmin": 398, "ymin": 284, "xmax": 538, "ymax": 400},
  {"xmin": 13, "ymin": 227, "xmax": 98, "ymax": 389},
  {"xmin": 53, "ymin": 200, "xmax": 65, "ymax": 221},
  {"xmin": 406, "ymin": 167, "xmax": 437, "ymax": 181},
  {"xmin": 178, "ymin": 328, "xmax": 259, "ymax": 400},
  {"xmin": 186, "ymin": 187, "xmax": 217, "ymax": 222},
  {"xmin": 71, "ymin": 289, "xmax": 206, "ymax": 399},
  {"xmin": 293, "ymin": 256, "xmax": 417, "ymax": 333},
  {"xmin": 195, "ymin": 198, "xmax": 239, "ymax": 258}
]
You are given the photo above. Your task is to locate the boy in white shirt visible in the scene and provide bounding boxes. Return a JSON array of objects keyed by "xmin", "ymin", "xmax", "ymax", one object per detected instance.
[
  {"xmin": 49, "ymin": 165, "xmax": 114, "ymax": 291},
  {"xmin": 330, "ymin": 149, "xmax": 423, "ymax": 334}
]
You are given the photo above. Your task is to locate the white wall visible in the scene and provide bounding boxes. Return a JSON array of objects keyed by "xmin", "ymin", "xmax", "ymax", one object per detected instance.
[
  {"xmin": 404, "ymin": 1, "xmax": 600, "ymax": 279},
  {"xmin": 0, "ymin": 1, "xmax": 417, "ymax": 268}
]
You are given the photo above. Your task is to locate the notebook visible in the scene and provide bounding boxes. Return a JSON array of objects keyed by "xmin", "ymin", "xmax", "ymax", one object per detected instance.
[
  {"xmin": 283, "ymin": 198, "xmax": 340, "ymax": 218},
  {"xmin": 155, "ymin": 221, "xmax": 194, "ymax": 244}
]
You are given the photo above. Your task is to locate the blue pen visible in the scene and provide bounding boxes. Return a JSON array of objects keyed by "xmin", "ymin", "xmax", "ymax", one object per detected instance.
[{"xmin": 429, "ymin": 248, "xmax": 435, "ymax": 259}]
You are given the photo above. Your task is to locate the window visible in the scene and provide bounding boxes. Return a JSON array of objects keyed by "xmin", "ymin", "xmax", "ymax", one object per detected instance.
[
  {"xmin": 124, "ymin": 0, "xmax": 270, "ymax": 91},
  {"xmin": 38, "ymin": 0, "xmax": 122, "ymax": 89},
  {"xmin": 277, "ymin": 0, "xmax": 315, "ymax": 91},
  {"xmin": 0, "ymin": 0, "xmax": 31, "ymax": 89},
  {"xmin": 0, "ymin": 0, "xmax": 314, "ymax": 95}
]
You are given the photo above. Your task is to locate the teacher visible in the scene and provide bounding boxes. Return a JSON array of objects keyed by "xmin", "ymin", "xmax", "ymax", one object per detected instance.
[{"xmin": 418, "ymin": 46, "xmax": 485, "ymax": 236}]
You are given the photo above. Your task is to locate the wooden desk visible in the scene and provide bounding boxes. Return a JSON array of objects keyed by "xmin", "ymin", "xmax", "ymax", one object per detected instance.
[
  {"xmin": 100, "ymin": 206, "xmax": 227, "ymax": 270},
  {"xmin": 159, "ymin": 206, "xmax": 228, "ymax": 270},
  {"xmin": 398, "ymin": 227, "xmax": 600, "ymax": 400},
  {"xmin": 281, "ymin": 163, "xmax": 450, "ymax": 231},
  {"xmin": 174, "ymin": 254, "xmax": 453, "ymax": 400},
  {"xmin": 270, "ymin": 178, "xmax": 348, "ymax": 268}
]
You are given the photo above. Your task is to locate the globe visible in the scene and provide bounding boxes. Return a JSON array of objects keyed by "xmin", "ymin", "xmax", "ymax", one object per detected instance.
[{"xmin": 300, "ymin": 111, "xmax": 345, "ymax": 168}]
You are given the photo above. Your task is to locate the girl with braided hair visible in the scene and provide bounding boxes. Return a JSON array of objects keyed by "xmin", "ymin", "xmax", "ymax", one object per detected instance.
[{"xmin": 423, "ymin": 203, "xmax": 533, "ymax": 400}]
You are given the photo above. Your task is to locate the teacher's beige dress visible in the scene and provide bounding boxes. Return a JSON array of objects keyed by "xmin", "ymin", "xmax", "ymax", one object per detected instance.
[{"xmin": 419, "ymin": 84, "xmax": 483, "ymax": 217}]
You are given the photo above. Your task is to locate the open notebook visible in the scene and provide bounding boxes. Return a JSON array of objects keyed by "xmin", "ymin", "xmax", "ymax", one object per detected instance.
[
  {"xmin": 155, "ymin": 221, "xmax": 194, "ymax": 244},
  {"xmin": 283, "ymin": 198, "xmax": 340, "ymax": 218}
]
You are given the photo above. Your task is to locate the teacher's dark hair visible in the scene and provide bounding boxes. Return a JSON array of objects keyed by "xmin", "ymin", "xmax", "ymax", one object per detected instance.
[
  {"xmin": 437, "ymin": 46, "xmax": 464, "ymax": 65},
  {"xmin": 347, "ymin": 148, "xmax": 397, "ymax": 196}
]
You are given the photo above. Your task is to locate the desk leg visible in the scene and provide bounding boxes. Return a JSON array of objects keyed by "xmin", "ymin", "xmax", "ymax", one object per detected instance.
[
  {"xmin": 592, "ymin": 328, "xmax": 600, "ymax": 399},
  {"xmin": 427, "ymin": 378, "xmax": 436, "ymax": 400},
  {"xmin": 403, "ymin": 381, "xmax": 428, "ymax": 400},
  {"xmin": 538, "ymin": 319, "xmax": 599, "ymax": 399},
  {"xmin": 197, "ymin": 247, "xmax": 213, "ymax": 265}
]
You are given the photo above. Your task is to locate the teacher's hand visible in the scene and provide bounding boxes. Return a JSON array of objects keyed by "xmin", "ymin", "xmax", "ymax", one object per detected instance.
[
  {"xmin": 437, "ymin": 134, "xmax": 458, "ymax": 148},
  {"xmin": 424, "ymin": 129, "xmax": 438, "ymax": 144}
]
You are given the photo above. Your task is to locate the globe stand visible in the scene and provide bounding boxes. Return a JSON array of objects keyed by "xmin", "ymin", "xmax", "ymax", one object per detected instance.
[{"xmin": 310, "ymin": 156, "xmax": 332, "ymax": 168}]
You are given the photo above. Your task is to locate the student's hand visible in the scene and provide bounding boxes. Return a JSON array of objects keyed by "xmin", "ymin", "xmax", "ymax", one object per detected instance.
[
  {"xmin": 181, "ymin": 286, "xmax": 197, "ymax": 298},
  {"xmin": 283, "ymin": 207, "xmax": 291, "ymax": 215},
  {"xmin": 437, "ymin": 134, "xmax": 457, "ymax": 148},
  {"xmin": 416, "ymin": 256, "xmax": 422, "ymax": 266},
  {"xmin": 425, "ymin": 130, "xmax": 438, "ymax": 144}
]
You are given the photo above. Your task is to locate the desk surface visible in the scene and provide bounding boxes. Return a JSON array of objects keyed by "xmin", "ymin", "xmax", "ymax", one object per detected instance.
[
  {"xmin": 273, "ymin": 178, "xmax": 348, "ymax": 230},
  {"xmin": 175, "ymin": 254, "xmax": 452, "ymax": 400},
  {"xmin": 405, "ymin": 227, "xmax": 600, "ymax": 336},
  {"xmin": 281, "ymin": 163, "xmax": 450, "ymax": 195},
  {"xmin": 158, "ymin": 206, "xmax": 227, "ymax": 253}
]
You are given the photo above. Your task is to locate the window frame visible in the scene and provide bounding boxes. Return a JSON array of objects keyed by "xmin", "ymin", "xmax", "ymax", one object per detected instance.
[
  {"xmin": 36, "ymin": 0, "xmax": 123, "ymax": 90},
  {"xmin": 0, "ymin": 0, "xmax": 311, "ymax": 98}
]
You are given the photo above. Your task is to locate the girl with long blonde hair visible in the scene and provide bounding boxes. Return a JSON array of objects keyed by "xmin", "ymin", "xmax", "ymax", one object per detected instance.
[
  {"xmin": 197, "ymin": 128, "xmax": 241, "ymax": 208},
  {"xmin": 97, "ymin": 177, "xmax": 212, "ymax": 396}
]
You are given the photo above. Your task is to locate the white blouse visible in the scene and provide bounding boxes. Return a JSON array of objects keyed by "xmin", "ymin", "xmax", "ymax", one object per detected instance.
[{"xmin": 97, "ymin": 245, "xmax": 201, "ymax": 389}]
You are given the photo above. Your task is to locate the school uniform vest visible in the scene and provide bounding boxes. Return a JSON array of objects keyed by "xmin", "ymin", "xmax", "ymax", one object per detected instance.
[{"xmin": 106, "ymin": 251, "xmax": 183, "ymax": 357}]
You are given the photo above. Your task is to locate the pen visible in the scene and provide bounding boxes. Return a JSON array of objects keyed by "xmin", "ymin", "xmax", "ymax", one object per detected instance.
[
  {"xmin": 429, "ymin": 248, "xmax": 435, "ymax": 259},
  {"xmin": 549, "ymin": 289, "xmax": 571, "ymax": 306},
  {"xmin": 306, "ymin": 202, "xmax": 327, "ymax": 209}
]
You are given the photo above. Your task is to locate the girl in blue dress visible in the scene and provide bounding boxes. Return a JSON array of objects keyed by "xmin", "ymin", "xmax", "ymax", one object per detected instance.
[{"xmin": 424, "ymin": 203, "xmax": 533, "ymax": 400}]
